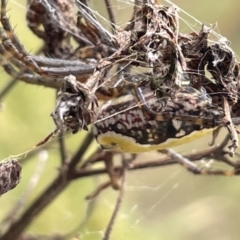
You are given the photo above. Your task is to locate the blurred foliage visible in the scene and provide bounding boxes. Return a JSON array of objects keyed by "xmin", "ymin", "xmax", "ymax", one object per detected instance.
[{"xmin": 1, "ymin": 1, "xmax": 240, "ymax": 240}]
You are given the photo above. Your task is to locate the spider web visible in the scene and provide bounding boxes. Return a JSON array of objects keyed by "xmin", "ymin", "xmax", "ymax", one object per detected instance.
[{"xmin": 1, "ymin": 1, "xmax": 240, "ymax": 240}]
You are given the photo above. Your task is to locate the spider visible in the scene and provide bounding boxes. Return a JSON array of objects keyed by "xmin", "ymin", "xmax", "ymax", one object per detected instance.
[
  {"xmin": 0, "ymin": 0, "xmax": 238, "ymax": 124},
  {"xmin": 92, "ymin": 81, "xmax": 240, "ymax": 177},
  {"xmin": 50, "ymin": 0, "xmax": 240, "ymax": 150}
]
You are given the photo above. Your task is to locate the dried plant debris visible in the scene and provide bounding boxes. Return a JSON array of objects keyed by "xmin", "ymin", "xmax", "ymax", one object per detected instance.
[
  {"xmin": 51, "ymin": 75, "xmax": 96, "ymax": 133},
  {"xmin": 0, "ymin": 0, "xmax": 239, "ymax": 151},
  {"xmin": 0, "ymin": 159, "xmax": 21, "ymax": 196},
  {"xmin": 51, "ymin": 1, "xmax": 240, "ymax": 155}
]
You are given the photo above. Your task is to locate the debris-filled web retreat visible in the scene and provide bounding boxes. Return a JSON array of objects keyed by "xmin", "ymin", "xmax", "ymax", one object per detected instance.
[
  {"xmin": 0, "ymin": 0, "xmax": 240, "ymax": 240},
  {"xmin": 53, "ymin": 1, "xmax": 240, "ymax": 158}
]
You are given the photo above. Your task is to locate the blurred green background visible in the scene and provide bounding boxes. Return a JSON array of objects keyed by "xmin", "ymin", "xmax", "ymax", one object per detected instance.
[{"xmin": 1, "ymin": 0, "xmax": 240, "ymax": 239}]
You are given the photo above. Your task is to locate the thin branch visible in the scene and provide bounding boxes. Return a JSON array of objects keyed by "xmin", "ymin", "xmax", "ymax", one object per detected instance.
[
  {"xmin": 85, "ymin": 180, "xmax": 112, "ymax": 200},
  {"xmin": 80, "ymin": 148, "xmax": 103, "ymax": 168},
  {"xmin": 0, "ymin": 131, "xmax": 94, "ymax": 240},
  {"xmin": 72, "ymin": 139, "xmax": 233, "ymax": 179},
  {"xmin": 103, "ymin": 160, "xmax": 126, "ymax": 240},
  {"xmin": 104, "ymin": 0, "xmax": 116, "ymax": 33},
  {"xmin": 0, "ymin": 78, "xmax": 18, "ymax": 100}
]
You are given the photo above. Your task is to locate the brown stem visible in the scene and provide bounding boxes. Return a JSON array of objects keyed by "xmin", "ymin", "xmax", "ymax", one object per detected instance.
[
  {"xmin": 104, "ymin": 0, "xmax": 116, "ymax": 33},
  {"xmin": 0, "ymin": 132, "xmax": 94, "ymax": 240},
  {"xmin": 73, "ymin": 139, "xmax": 232, "ymax": 179},
  {"xmin": 103, "ymin": 161, "xmax": 126, "ymax": 240}
]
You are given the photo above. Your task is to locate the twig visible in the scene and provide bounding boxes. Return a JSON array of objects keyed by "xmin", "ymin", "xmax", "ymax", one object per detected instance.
[
  {"xmin": 73, "ymin": 137, "xmax": 232, "ymax": 179},
  {"xmin": 85, "ymin": 180, "xmax": 112, "ymax": 200},
  {"xmin": 58, "ymin": 131, "xmax": 67, "ymax": 165},
  {"xmin": 0, "ymin": 78, "xmax": 18, "ymax": 100},
  {"xmin": 103, "ymin": 160, "xmax": 127, "ymax": 240},
  {"xmin": 104, "ymin": 0, "xmax": 116, "ymax": 33},
  {"xmin": 0, "ymin": 131, "xmax": 94, "ymax": 240}
]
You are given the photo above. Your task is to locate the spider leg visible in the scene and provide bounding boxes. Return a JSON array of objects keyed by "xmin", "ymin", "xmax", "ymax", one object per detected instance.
[
  {"xmin": 1, "ymin": 1, "xmax": 83, "ymax": 79},
  {"xmin": 0, "ymin": 0, "xmax": 43, "ymax": 74},
  {"xmin": 0, "ymin": 43, "xmax": 33, "ymax": 73},
  {"xmin": 31, "ymin": 56, "xmax": 94, "ymax": 68},
  {"xmin": 0, "ymin": 0, "xmax": 100, "ymax": 82},
  {"xmin": 0, "ymin": 43, "xmax": 65, "ymax": 88}
]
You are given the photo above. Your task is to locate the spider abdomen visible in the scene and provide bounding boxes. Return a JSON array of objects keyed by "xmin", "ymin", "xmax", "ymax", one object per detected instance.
[{"xmin": 94, "ymin": 86, "xmax": 218, "ymax": 153}]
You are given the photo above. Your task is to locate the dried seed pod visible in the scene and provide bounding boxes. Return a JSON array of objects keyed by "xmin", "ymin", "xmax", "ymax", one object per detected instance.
[{"xmin": 0, "ymin": 159, "xmax": 22, "ymax": 196}]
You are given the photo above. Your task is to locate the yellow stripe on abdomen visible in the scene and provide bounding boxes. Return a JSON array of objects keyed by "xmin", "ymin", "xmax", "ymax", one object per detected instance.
[{"xmin": 97, "ymin": 128, "xmax": 216, "ymax": 153}]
